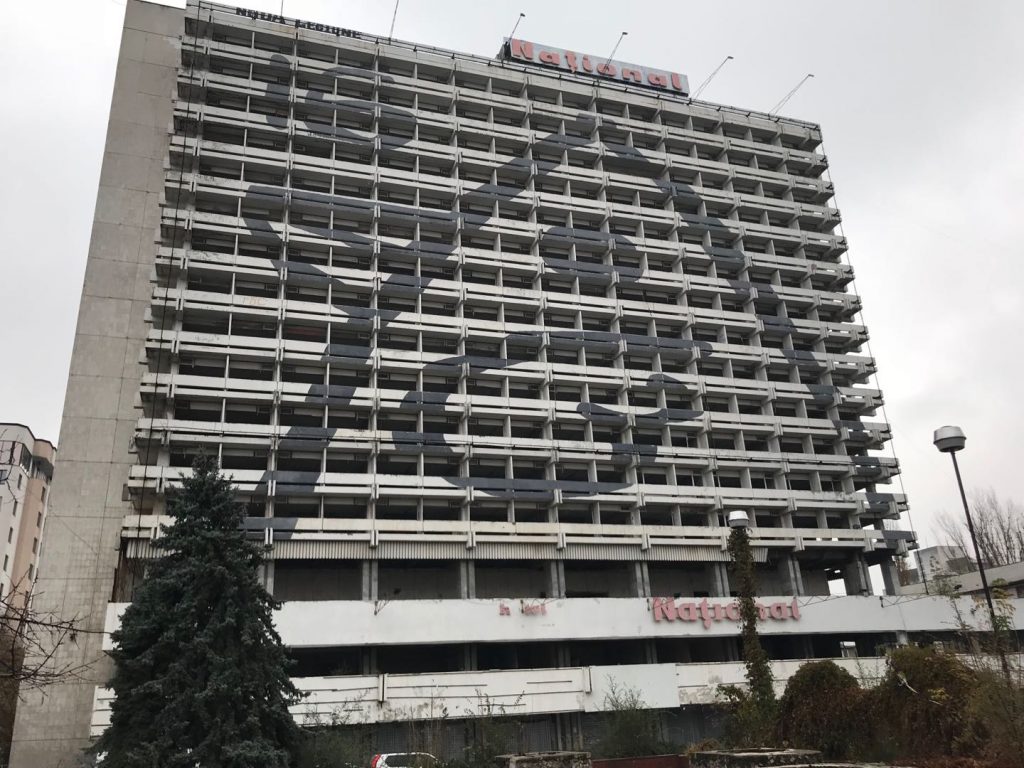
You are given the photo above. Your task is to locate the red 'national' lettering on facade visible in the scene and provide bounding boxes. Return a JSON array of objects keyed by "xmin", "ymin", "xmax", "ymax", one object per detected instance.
[
  {"xmin": 651, "ymin": 597, "xmax": 802, "ymax": 629},
  {"xmin": 506, "ymin": 38, "xmax": 689, "ymax": 96}
]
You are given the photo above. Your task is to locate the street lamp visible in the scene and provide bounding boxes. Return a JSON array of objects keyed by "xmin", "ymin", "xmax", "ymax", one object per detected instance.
[
  {"xmin": 728, "ymin": 509, "xmax": 750, "ymax": 529},
  {"xmin": 933, "ymin": 425, "xmax": 1009, "ymax": 675}
]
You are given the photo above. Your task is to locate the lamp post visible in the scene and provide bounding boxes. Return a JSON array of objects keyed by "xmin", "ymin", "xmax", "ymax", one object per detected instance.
[
  {"xmin": 726, "ymin": 509, "xmax": 775, "ymax": 742},
  {"xmin": 933, "ymin": 425, "xmax": 1009, "ymax": 676}
]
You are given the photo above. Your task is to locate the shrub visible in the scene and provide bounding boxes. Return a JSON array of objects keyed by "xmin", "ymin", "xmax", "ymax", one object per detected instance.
[
  {"xmin": 776, "ymin": 660, "xmax": 864, "ymax": 758},
  {"xmin": 595, "ymin": 681, "xmax": 671, "ymax": 758},
  {"xmin": 869, "ymin": 646, "xmax": 983, "ymax": 759}
]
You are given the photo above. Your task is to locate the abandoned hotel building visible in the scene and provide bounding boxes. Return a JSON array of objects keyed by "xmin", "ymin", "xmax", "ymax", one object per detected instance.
[{"xmin": 13, "ymin": 1, "xmax": 1023, "ymax": 765}]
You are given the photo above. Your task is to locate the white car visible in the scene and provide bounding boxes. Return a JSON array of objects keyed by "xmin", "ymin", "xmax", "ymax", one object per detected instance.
[{"xmin": 371, "ymin": 753, "xmax": 439, "ymax": 768}]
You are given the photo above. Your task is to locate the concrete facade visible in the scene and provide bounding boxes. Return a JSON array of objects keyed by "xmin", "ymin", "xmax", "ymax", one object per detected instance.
[
  {"xmin": 8, "ymin": 2, "xmax": 180, "ymax": 765},
  {"xmin": 15, "ymin": 1, "xmax": 924, "ymax": 764}
]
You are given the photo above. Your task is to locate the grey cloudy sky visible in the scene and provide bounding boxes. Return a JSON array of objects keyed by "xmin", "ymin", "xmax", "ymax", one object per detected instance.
[{"xmin": 1, "ymin": 0, "xmax": 1021, "ymax": 547}]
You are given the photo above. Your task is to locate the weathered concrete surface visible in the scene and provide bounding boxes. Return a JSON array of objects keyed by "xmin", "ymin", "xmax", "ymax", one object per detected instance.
[{"xmin": 7, "ymin": 1, "xmax": 182, "ymax": 767}]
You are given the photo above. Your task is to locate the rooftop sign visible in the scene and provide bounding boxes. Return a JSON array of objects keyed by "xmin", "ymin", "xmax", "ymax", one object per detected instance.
[{"xmin": 504, "ymin": 38, "xmax": 689, "ymax": 96}]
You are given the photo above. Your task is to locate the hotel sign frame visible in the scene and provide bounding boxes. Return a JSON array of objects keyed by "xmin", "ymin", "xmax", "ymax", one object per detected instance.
[{"xmin": 504, "ymin": 38, "xmax": 689, "ymax": 96}]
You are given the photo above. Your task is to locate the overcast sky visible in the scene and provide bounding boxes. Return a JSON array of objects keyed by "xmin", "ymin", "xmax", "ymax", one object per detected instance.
[{"xmin": 1, "ymin": 0, "xmax": 1021, "ymax": 547}]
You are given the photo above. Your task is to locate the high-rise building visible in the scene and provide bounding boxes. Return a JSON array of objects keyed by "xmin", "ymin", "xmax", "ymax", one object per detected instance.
[
  {"xmin": 13, "ymin": 1, "xmax": 1019, "ymax": 765},
  {"xmin": 0, "ymin": 424, "xmax": 54, "ymax": 609}
]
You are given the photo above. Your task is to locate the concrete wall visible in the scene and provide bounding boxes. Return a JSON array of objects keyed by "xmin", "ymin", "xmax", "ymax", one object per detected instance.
[
  {"xmin": 9, "ymin": 2, "xmax": 182, "ymax": 766},
  {"xmin": 92, "ymin": 655, "xmax": 898, "ymax": 732},
  {"xmin": 96, "ymin": 593, "xmax": 1024, "ymax": 650}
]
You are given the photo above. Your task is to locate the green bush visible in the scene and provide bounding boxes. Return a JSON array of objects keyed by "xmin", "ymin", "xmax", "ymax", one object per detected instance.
[
  {"xmin": 595, "ymin": 682, "xmax": 671, "ymax": 758},
  {"xmin": 776, "ymin": 660, "xmax": 864, "ymax": 758},
  {"xmin": 966, "ymin": 668, "xmax": 1024, "ymax": 768},
  {"xmin": 869, "ymin": 646, "xmax": 983, "ymax": 759}
]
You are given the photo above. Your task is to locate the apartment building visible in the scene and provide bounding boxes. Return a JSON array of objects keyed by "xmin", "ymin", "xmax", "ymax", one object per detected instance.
[
  {"xmin": 0, "ymin": 424, "xmax": 53, "ymax": 610},
  {"xmin": 15, "ymin": 1, "xmax": 1020, "ymax": 765}
]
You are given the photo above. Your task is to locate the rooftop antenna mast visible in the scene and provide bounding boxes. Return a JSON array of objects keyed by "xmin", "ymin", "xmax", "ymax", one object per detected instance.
[
  {"xmin": 606, "ymin": 31, "xmax": 628, "ymax": 62},
  {"xmin": 508, "ymin": 12, "xmax": 526, "ymax": 41},
  {"xmin": 769, "ymin": 73, "xmax": 814, "ymax": 115},
  {"xmin": 692, "ymin": 55, "xmax": 733, "ymax": 99},
  {"xmin": 388, "ymin": 0, "xmax": 400, "ymax": 41}
]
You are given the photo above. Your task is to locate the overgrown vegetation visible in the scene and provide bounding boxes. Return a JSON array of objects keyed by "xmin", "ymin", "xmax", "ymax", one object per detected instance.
[
  {"xmin": 594, "ymin": 681, "xmax": 670, "ymax": 758},
  {"xmin": 721, "ymin": 524, "xmax": 776, "ymax": 747},
  {"xmin": 775, "ymin": 660, "xmax": 864, "ymax": 759}
]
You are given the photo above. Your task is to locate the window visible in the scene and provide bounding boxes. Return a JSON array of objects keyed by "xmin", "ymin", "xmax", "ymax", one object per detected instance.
[
  {"xmin": 2, "ymin": 556, "xmax": 7, "ymax": 573},
  {"xmin": 6, "ymin": 528, "xmax": 10, "ymax": 544}
]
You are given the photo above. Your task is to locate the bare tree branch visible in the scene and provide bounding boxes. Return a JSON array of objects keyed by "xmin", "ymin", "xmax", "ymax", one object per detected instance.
[
  {"xmin": 937, "ymin": 488, "xmax": 1024, "ymax": 569},
  {"xmin": 0, "ymin": 579, "xmax": 99, "ymax": 697}
]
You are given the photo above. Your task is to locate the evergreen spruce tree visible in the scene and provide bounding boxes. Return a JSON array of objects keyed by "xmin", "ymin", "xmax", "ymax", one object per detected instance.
[{"xmin": 92, "ymin": 456, "xmax": 301, "ymax": 768}]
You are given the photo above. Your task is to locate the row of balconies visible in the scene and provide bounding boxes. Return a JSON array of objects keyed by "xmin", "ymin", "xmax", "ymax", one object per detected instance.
[
  {"xmin": 153, "ymin": 298, "xmax": 878, "ymax": 386},
  {"xmin": 169, "ymin": 277, "xmax": 868, "ymax": 353},
  {"xmin": 120, "ymin": 451, "xmax": 907, "ymax": 518},
  {"xmin": 144, "ymin": 326, "xmax": 879, "ymax": 397},
  {"xmin": 158, "ymin": 222, "xmax": 858, "ymax": 305},
  {"xmin": 177, "ymin": 250, "xmax": 861, "ymax": 331},
  {"xmin": 140, "ymin": 328, "xmax": 885, "ymax": 416},
  {"xmin": 183, "ymin": 162, "xmax": 840, "ymax": 243},
  {"xmin": 148, "ymin": 365, "xmax": 887, "ymax": 436},
  {"xmin": 190, "ymin": 66, "xmax": 829, "ymax": 179},
  {"xmin": 131, "ymin": 408, "xmax": 895, "ymax": 479},
  {"xmin": 170, "ymin": 178, "xmax": 848, "ymax": 266},
  {"xmin": 140, "ymin": 427, "xmax": 899, "ymax": 490},
  {"xmin": 169, "ymin": 107, "xmax": 836, "ymax": 212},
  {"xmin": 184, "ymin": 31, "xmax": 823, "ymax": 150}
]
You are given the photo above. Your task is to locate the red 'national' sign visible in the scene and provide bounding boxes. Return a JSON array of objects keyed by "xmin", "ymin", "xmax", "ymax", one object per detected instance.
[
  {"xmin": 505, "ymin": 39, "xmax": 689, "ymax": 96},
  {"xmin": 652, "ymin": 597, "xmax": 801, "ymax": 629}
]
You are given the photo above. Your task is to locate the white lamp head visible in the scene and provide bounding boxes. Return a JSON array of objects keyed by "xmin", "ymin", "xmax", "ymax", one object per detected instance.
[
  {"xmin": 727, "ymin": 509, "xmax": 750, "ymax": 529},
  {"xmin": 933, "ymin": 425, "xmax": 966, "ymax": 454}
]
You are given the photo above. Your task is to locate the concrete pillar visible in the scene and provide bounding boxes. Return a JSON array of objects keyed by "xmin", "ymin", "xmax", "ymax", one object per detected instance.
[
  {"xmin": 362, "ymin": 560, "xmax": 379, "ymax": 601},
  {"xmin": 777, "ymin": 554, "xmax": 804, "ymax": 596},
  {"xmin": 632, "ymin": 561, "xmax": 651, "ymax": 597},
  {"xmin": 459, "ymin": 560, "xmax": 476, "ymax": 598},
  {"xmin": 711, "ymin": 562, "xmax": 731, "ymax": 596},
  {"xmin": 261, "ymin": 560, "xmax": 275, "ymax": 596},
  {"xmin": 362, "ymin": 646, "xmax": 377, "ymax": 675},
  {"xmin": 549, "ymin": 560, "xmax": 566, "ymax": 598},
  {"xmin": 880, "ymin": 558, "xmax": 900, "ymax": 596},
  {"xmin": 799, "ymin": 636, "xmax": 815, "ymax": 659},
  {"xmin": 843, "ymin": 554, "xmax": 871, "ymax": 596}
]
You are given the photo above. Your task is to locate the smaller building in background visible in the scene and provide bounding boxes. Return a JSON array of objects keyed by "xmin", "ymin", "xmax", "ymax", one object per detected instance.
[
  {"xmin": 900, "ymin": 544, "xmax": 973, "ymax": 592},
  {"xmin": 901, "ymin": 542, "xmax": 1024, "ymax": 599},
  {"xmin": 0, "ymin": 424, "xmax": 55, "ymax": 608}
]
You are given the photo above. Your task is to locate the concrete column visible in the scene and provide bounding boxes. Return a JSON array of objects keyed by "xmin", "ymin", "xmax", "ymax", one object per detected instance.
[
  {"xmin": 777, "ymin": 554, "xmax": 804, "ymax": 596},
  {"xmin": 362, "ymin": 560, "xmax": 379, "ymax": 601},
  {"xmin": 459, "ymin": 560, "xmax": 476, "ymax": 598},
  {"xmin": 880, "ymin": 558, "xmax": 900, "ymax": 596},
  {"xmin": 261, "ymin": 560, "xmax": 276, "ymax": 597},
  {"xmin": 843, "ymin": 554, "xmax": 871, "ymax": 596},
  {"xmin": 710, "ymin": 562, "xmax": 731, "ymax": 596},
  {"xmin": 799, "ymin": 636, "xmax": 815, "ymax": 658},
  {"xmin": 549, "ymin": 560, "xmax": 566, "ymax": 598},
  {"xmin": 632, "ymin": 561, "xmax": 651, "ymax": 597}
]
